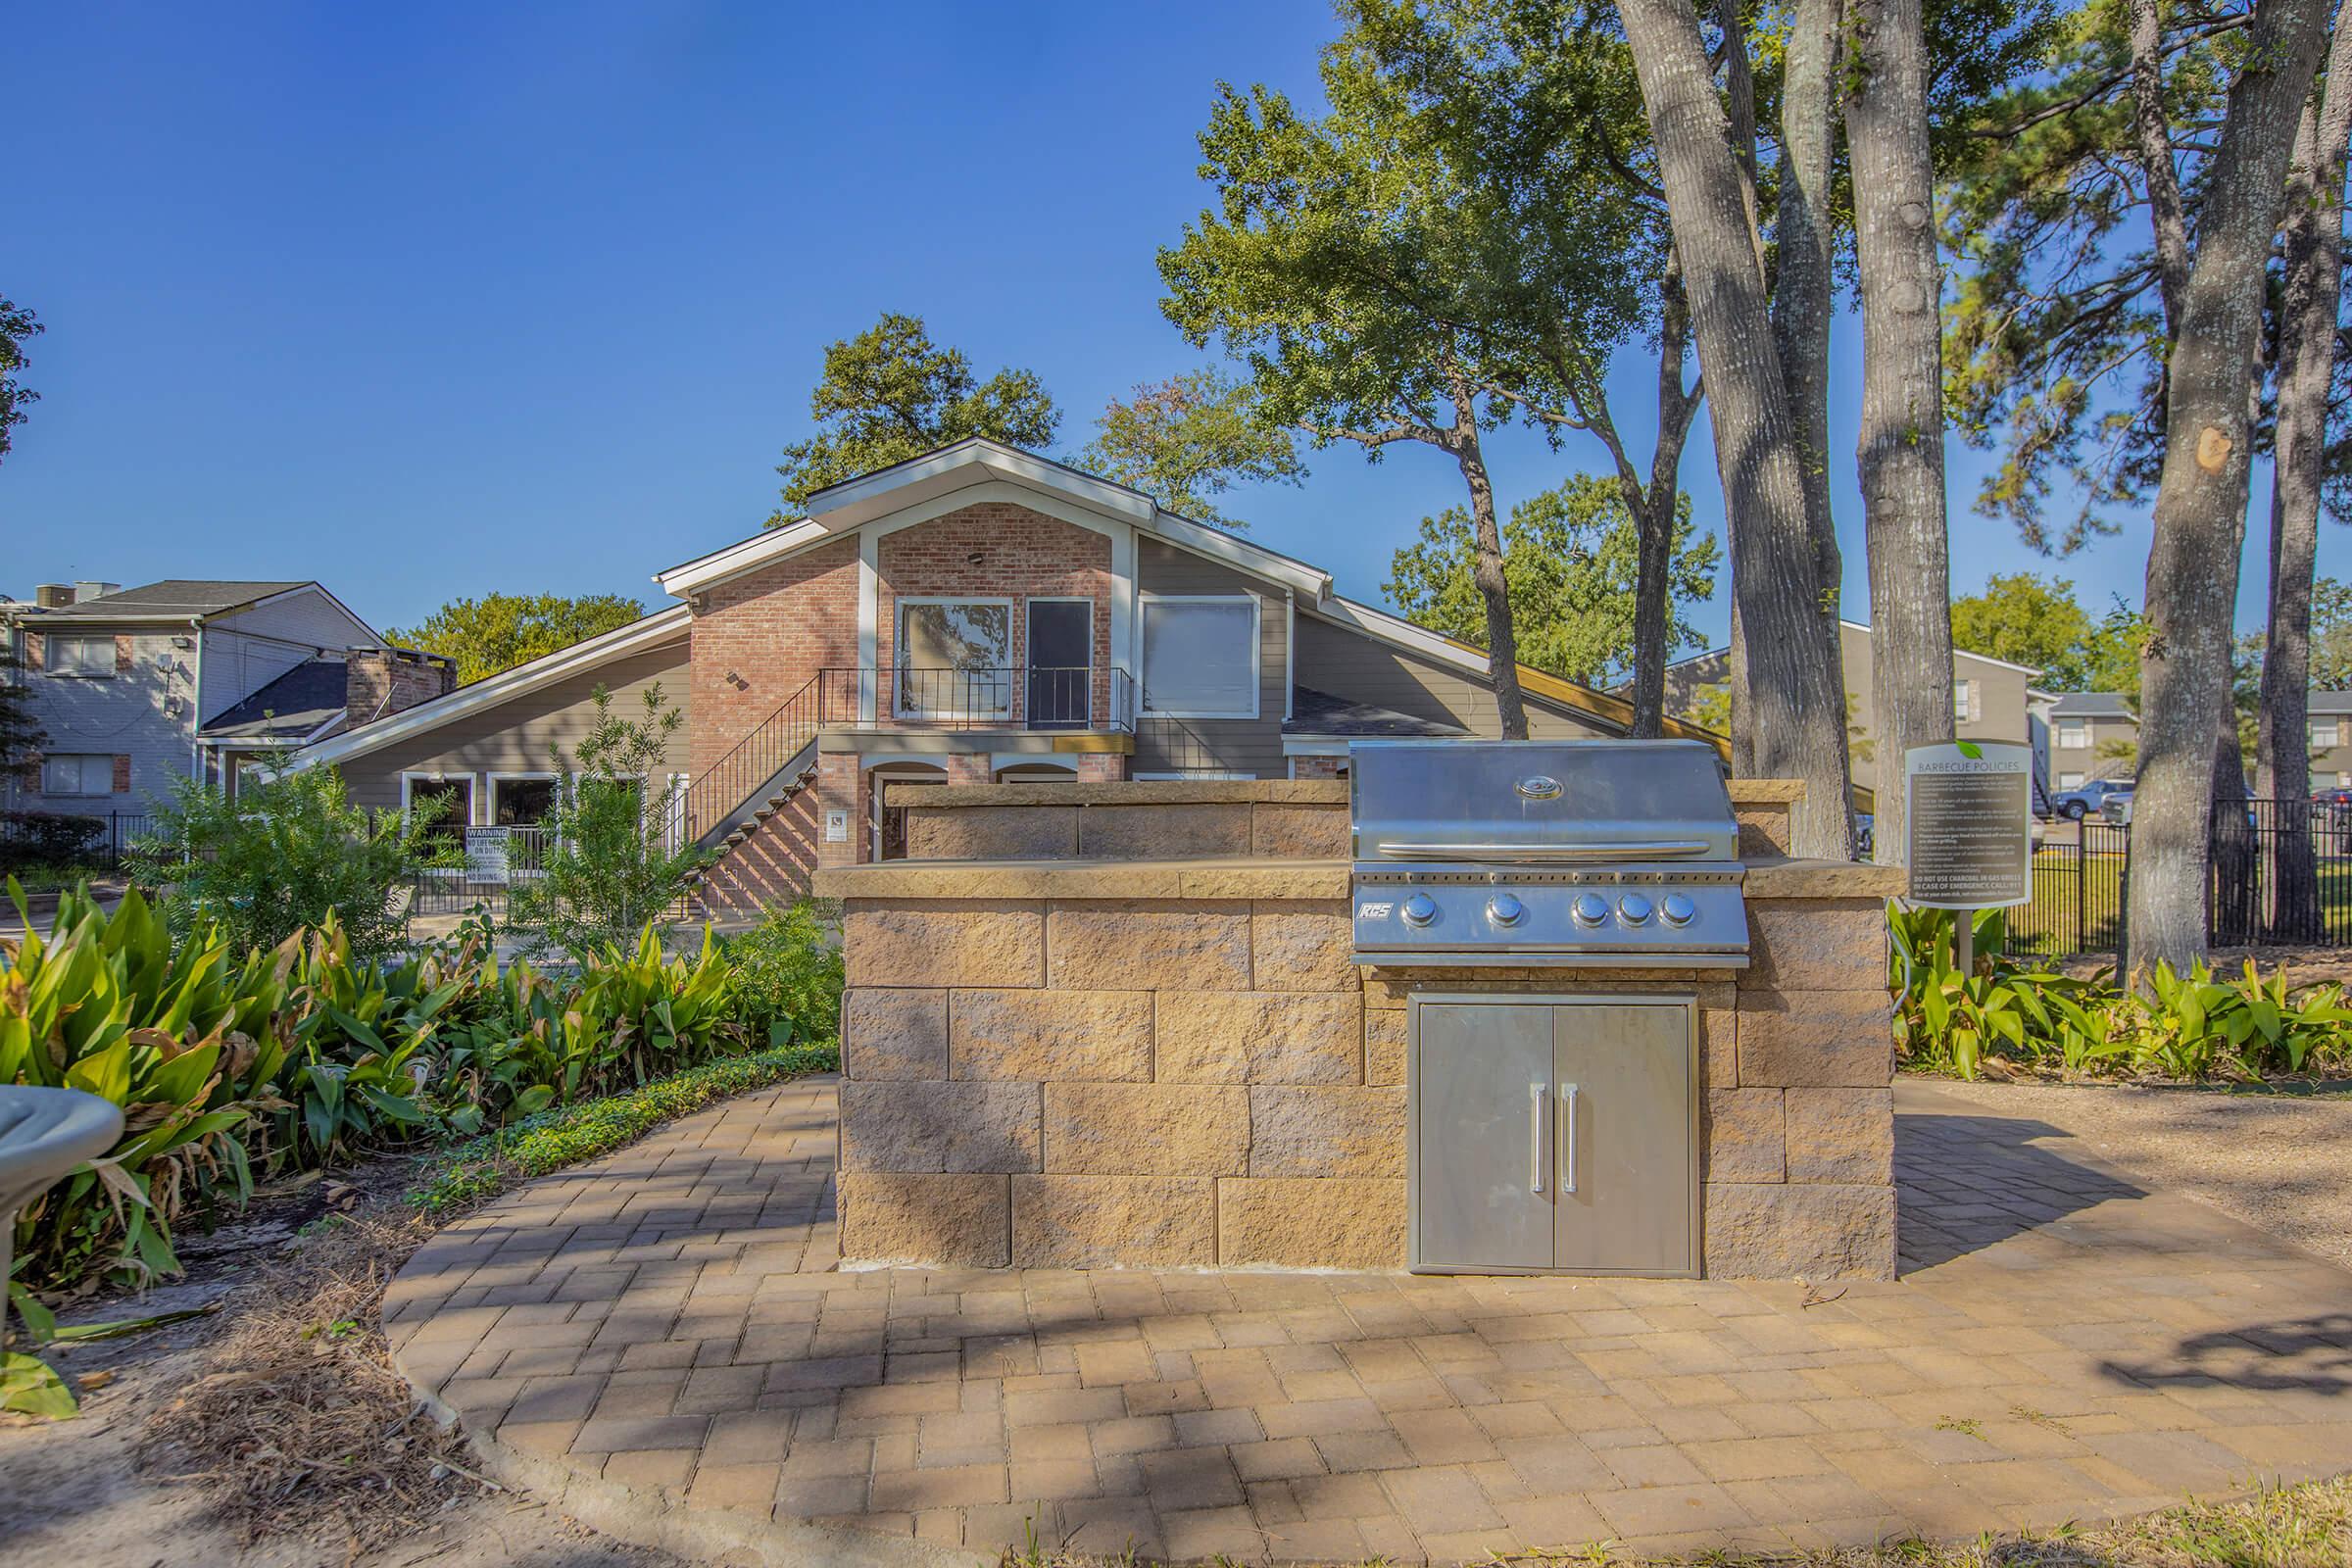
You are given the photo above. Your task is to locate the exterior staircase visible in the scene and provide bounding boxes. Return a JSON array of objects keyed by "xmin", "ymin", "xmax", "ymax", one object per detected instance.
[{"xmin": 680, "ymin": 675, "xmax": 828, "ymax": 918}]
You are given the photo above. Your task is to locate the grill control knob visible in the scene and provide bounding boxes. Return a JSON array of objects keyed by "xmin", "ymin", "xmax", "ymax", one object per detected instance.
[
  {"xmin": 1660, "ymin": 892, "xmax": 1697, "ymax": 927},
  {"xmin": 1618, "ymin": 893, "xmax": 1654, "ymax": 926},
  {"xmin": 1571, "ymin": 893, "xmax": 1610, "ymax": 927},
  {"xmin": 1400, "ymin": 892, "xmax": 1440, "ymax": 928},
  {"xmin": 1486, "ymin": 892, "xmax": 1526, "ymax": 927}
]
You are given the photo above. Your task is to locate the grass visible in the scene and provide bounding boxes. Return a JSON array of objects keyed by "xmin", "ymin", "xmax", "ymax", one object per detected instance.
[
  {"xmin": 998, "ymin": 1476, "xmax": 2352, "ymax": 1567},
  {"xmin": 2007, "ymin": 848, "xmax": 2352, "ymax": 957},
  {"xmin": 406, "ymin": 1037, "xmax": 838, "ymax": 1213}
]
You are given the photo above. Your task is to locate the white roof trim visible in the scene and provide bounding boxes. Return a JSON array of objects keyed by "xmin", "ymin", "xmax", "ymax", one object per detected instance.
[
  {"xmin": 1838, "ymin": 618, "xmax": 2042, "ymax": 677},
  {"xmin": 656, "ymin": 518, "xmax": 831, "ymax": 599},
  {"xmin": 1304, "ymin": 595, "xmax": 1501, "ymax": 683},
  {"xmin": 288, "ymin": 605, "xmax": 692, "ymax": 771},
  {"xmin": 654, "ymin": 439, "xmax": 1332, "ymax": 604}
]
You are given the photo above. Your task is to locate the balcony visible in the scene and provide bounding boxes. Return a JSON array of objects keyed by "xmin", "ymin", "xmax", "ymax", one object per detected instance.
[{"xmin": 815, "ymin": 665, "xmax": 1136, "ymax": 734}]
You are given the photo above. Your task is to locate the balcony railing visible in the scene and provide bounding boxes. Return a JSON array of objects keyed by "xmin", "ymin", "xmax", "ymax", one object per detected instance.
[{"xmin": 815, "ymin": 666, "xmax": 1136, "ymax": 734}]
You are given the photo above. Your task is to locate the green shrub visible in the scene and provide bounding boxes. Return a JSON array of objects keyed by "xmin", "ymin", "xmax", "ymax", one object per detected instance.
[
  {"xmin": 0, "ymin": 810, "xmax": 106, "ymax": 869},
  {"xmin": 506, "ymin": 683, "xmax": 710, "ymax": 962},
  {"xmin": 723, "ymin": 900, "xmax": 843, "ymax": 1047},
  {"xmin": 5, "ymin": 880, "xmax": 821, "ymax": 1295},
  {"xmin": 1888, "ymin": 901, "xmax": 2352, "ymax": 1082},
  {"xmin": 127, "ymin": 764, "xmax": 452, "ymax": 967},
  {"xmin": 2, "ymin": 883, "xmax": 287, "ymax": 1291}
]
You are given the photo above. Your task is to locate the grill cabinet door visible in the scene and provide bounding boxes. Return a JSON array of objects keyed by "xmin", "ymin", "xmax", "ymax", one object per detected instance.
[
  {"xmin": 1413, "ymin": 1003, "xmax": 1554, "ymax": 1270},
  {"xmin": 1552, "ymin": 1002, "xmax": 1695, "ymax": 1275}
]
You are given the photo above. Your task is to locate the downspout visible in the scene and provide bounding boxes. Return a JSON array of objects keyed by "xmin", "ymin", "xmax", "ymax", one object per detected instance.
[{"xmin": 187, "ymin": 614, "xmax": 205, "ymax": 782}]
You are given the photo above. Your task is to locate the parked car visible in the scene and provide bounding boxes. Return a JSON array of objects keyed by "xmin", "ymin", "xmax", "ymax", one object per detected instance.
[
  {"xmin": 2051, "ymin": 778, "xmax": 2133, "ymax": 820},
  {"xmin": 2098, "ymin": 783, "xmax": 2137, "ymax": 825}
]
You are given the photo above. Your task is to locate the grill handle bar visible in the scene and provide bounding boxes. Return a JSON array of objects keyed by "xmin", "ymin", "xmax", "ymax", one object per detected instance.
[
  {"xmin": 1529, "ymin": 1083, "xmax": 1545, "ymax": 1196},
  {"xmin": 1370, "ymin": 839, "xmax": 1715, "ymax": 861}
]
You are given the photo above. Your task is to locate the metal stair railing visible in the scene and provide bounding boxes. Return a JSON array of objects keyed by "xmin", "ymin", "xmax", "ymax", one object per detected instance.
[{"xmin": 681, "ymin": 674, "xmax": 826, "ymax": 847}]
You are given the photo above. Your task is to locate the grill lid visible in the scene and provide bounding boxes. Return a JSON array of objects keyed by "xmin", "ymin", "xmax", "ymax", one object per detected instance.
[{"xmin": 1350, "ymin": 739, "xmax": 1738, "ymax": 863}]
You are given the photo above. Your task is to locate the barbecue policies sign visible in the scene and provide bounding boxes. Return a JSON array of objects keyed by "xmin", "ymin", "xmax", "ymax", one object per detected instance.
[{"xmin": 1905, "ymin": 741, "xmax": 2033, "ymax": 908}]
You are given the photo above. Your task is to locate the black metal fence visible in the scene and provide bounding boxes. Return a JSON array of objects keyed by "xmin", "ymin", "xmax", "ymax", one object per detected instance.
[
  {"xmin": 2006, "ymin": 799, "xmax": 2352, "ymax": 957},
  {"xmin": 0, "ymin": 808, "xmax": 154, "ymax": 871},
  {"xmin": 405, "ymin": 825, "xmax": 554, "ymax": 920}
]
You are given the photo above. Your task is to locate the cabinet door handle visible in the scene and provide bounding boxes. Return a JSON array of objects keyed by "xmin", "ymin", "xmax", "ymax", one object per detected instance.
[
  {"xmin": 1558, "ymin": 1082, "xmax": 1579, "ymax": 1195},
  {"xmin": 1529, "ymin": 1082, "xmax": 1545, "ymax": 1195}
]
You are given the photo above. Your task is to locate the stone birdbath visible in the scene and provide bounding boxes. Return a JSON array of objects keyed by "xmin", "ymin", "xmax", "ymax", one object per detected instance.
[{"xmin": 0, "ymin": 1085, "xmax": 124, "ymax": 1336}]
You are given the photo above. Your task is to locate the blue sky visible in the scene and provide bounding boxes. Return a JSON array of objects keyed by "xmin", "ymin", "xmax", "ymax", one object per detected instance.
[{"xmin": 7, "ymin": 1, "xmax": 2340, "ymax": 662}]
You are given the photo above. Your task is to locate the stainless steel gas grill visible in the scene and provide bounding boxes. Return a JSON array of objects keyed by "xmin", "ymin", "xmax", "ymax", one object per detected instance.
[{"xmin": 1349, "ymin": 738, "xmax": 1750, "ymax": 969}]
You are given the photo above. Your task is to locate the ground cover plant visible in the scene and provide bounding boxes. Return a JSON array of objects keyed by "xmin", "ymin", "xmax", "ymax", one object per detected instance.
[
  {"xmin": 1889, "ymin": 904, "xmax": 2352, "ymax": 1082},
  {"xmin": 4, "ymin": 884, "xmax": 841, "ymax": 1298}
]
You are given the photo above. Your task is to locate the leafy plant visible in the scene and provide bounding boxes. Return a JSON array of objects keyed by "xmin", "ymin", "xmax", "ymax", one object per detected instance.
[
  {"xmin": 1888, "ymin": 901, "xmax": 2352, "ymax": 1082},
  {"xmin": 127, "ymin": 763, "xmax": 453, "ymax": 966},
  {"xmin": 723, "ymin": 900, "xmax": 843, "ymax": 1048},
  {"xmin": 506, "ymin": 683, "xmax": 710, "ymax": 962}
]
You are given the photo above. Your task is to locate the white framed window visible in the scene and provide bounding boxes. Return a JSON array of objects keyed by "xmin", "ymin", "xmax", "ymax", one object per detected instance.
[
  {"xmin": 895, "ymin": 597, "xmax": 1012, "ymax": 719},
  {"xmin": 2058, "ymin": 771, "xmax": 2084, "ymax": 790},
  {"xmin": 1141, "ymin": 595, "xmax": 1259, "ymax": 718},
  {"xmin": 1952, "ymin": 678, "xmax": 1976, "ymax": 723},
  {"xmin": 45, "ymin": 634, "xmax": 115, "ymax": 677},
  {"xmin": 2313, "ymin": 718, "xmax": 2342, "ymax": 749},
  {"xmin": 487, "ymin": 772, "xmax": 559, "ymax": 826},
  {"xmin": 2056, "ymin": 717, "xmax": 2088, "ymax": 749},
  {"xmin": 41, "ymin": 754, "xmax": 116, "ymax": 796}
]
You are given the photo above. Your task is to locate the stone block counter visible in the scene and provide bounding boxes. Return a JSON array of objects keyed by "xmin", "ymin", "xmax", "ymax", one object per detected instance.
[{"xmin": 813, "ymin": 779, "xmax": 1903, "ymax": 1281}]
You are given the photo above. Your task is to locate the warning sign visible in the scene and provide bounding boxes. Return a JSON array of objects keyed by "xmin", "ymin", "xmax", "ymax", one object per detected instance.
[{"xmin": 1905, "ymin": 742, "xmax": 2032, "ymax": 908}]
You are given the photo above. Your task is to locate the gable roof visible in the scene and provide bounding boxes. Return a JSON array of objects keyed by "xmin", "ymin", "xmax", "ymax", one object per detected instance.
[
  {"xmin": 22, "ymin": 579, "xmax": 310, "ymax": 619},
  {"xmin": 2043, "ymin": 691, "xmax": 2136, "ymax": 718},
  {"xmin": 200, "ymin": 658, "xmax": 351, "ymax": 741},
  {"xmin": 1287, "ymin": 685, "xmax": 1470, "ymax": 739},
  {"xmin": 288, "ymin": 606, "xmax": 692, "ymax": 771},
  {"xmin": 1305, "ymin": 596, "xmax": 1731, "ymax": 756},
  {"xmin": 654, "ymin": 438, "xmax": 1334, "ymax": 603}
]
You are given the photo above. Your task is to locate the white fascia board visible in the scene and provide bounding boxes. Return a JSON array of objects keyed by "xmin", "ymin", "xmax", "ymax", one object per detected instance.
[
  {"xmin": 231, "ymin": 581, "xmax": 386, "ymax": 646},
  {"xmin": 656, "ymin": 519, "xmax": 830, "ymax": 599},
  {"xmin": 806, "ymin": 438, "xmax": 1157, "ymax": 530},
  {"xmin": 288, "ymin": 605, "xmax": 691, "ymax": 772},
  {"xmin": 1282, "ymin": 735, "xmax": 1352, "ymax": 756}
]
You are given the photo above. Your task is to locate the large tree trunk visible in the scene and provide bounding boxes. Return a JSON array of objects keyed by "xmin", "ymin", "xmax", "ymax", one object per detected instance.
[
  {"xmin": 2257, "ymin": 24, "xmax": 2352, "ymax": 942},
  {"xmin": 1620, "ymin": 0, "xmax": 1855, "ymax": 857},
  {"xmin": 1770, "ymin": 0, "xmax": 1852, "ymax": 778},
  {"xmin": 1449, "ymin": 384, "xmax": 1530, "ymax": 740},
  {"xmin": 2127, "ymin": 0, "xmax": 2332, "ymax": 976},
  {"xmin": 1846, "ymin": 0, "xmax": 1957, "ymax": 866},
  {"xmin": 1629, "ymin": 255, "xmax": 1703, "ymax": 739}
]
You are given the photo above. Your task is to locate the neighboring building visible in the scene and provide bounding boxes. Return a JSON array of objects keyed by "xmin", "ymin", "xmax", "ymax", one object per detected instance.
[
  {"xmin": 1658, "ymin": 620, "xmax": 2037, "ymax": 800},
  {"xmin": 2306, "ymin": 691, "xmax": 2352, "ymax": 788},
  {"xmin": 2030, "ymin": 691, "xmax": 2139, "ymax": 793},
  {"xmin": 1, "ymin": 579, "xmax": 452, "ymax": 815},
  {"xmin": 290, "ymin": 439, "xmax": 1725, "ymax": 908}
]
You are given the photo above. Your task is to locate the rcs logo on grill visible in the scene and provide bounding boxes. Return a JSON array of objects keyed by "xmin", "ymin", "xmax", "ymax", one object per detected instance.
[{"xmin": 1357, "ymin": 900, "xmax": 1395, "ymax": 919}]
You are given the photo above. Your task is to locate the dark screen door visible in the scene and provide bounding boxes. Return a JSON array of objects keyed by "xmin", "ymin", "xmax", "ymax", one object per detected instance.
[{"xmin": 1026, "ymin": 601, "xmax": 1091, "ymax": 729}]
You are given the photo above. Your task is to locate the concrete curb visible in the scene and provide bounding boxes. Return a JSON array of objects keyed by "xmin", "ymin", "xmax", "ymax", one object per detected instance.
[{"xmin": 396, "ymin": 1347, "xmax": 992, "ymax": 1568}]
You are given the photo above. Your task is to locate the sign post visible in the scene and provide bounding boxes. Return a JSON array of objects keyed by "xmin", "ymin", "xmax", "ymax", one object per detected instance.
[{"xmin": 1905, "ymin": 741, "xmax": 2034, "ymax": 974}]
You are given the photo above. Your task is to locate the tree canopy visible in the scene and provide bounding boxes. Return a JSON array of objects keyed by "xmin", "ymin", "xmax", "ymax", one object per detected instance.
[
  {"xmin": 1, "ymin": 296, "xmax": 42, "ymax": 466},
  {"xmin": 1385, "ymin": 474, "xmax": 1718, "ymax": 688},
  {"xmin": 385, "ymin": 592, "xmax": 647, "ymax": 686},
  {"xmin": 1077, "ymin": 369, "xmax": 1306, "ymax": 532},
  {"xmin": 768, "ymin": 313, "xmax": 1058, "ymax": 523},
  {"xmin": 1950, "ymin": 572, "xmax": 2095, "ymax": 685}
]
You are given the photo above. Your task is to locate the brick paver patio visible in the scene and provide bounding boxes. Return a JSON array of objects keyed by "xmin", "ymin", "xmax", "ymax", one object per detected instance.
[{"xmin": 384, "ymin": 1076, "xmax": 2352, "ymax": 1564}]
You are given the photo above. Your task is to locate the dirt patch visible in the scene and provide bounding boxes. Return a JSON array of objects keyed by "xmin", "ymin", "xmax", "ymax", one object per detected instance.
[
  {"xmin": 1917, "ymin": 1076, "xmax": 2352, "ymax": 1268},
  {"xmin": 1, "ymin": 1158, "xmax": 692, "ymax": 1568}
]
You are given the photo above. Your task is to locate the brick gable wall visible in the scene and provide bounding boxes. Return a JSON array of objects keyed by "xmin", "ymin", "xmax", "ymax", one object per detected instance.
[
  {"xmin": 688, "ymin": 535, "xmax": 860, "ymax": 778},
  {"xmin": 878, "ymin": 507, "xmax": 1113, "ymax": 726}
]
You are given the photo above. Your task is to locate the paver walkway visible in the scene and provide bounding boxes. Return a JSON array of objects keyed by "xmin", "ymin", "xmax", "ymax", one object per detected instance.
[{"xmin": 385, "ymin": 1077, "xmax": 2352, "ymax": 1565}]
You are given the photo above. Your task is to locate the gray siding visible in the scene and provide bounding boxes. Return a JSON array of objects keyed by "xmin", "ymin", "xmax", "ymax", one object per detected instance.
[
  {"xmin": 10, "ymin": 623, "xmax": 195, "ymax": 811},
  {"xmin": 1291, "ymin": 613, "xmax": 1609, "ymax": 741},
  {"xmin": 200, "ymin": 586, "xmax": 379, "ymax": 720},
  {"xmin": 334, "ymin": 639, "xmax": 693, "ymax": 819},
  {"xmin": 1134, "ymin": 540, "xmax": 1290, "ymax": 777}
]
